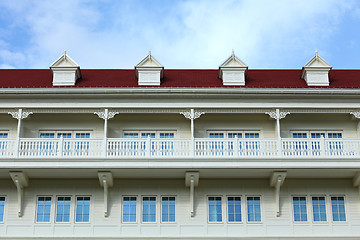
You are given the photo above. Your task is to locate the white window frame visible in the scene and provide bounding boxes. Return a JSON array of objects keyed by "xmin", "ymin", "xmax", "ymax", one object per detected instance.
[
  {"xmin": 55, "ymin": 195, "xmax": 72, "ymax": 224},
  {"xmin": 0, "ymin": 131, "xmax": 9, "ymax": 139},
  {"xmin": 75, "ymin": 196, "xmax": 91, "ymax": 224},
  {"xmin": 207, "ymin": 195, "xmax": 223, "ymax": 224},
  {"xmin": 39, "ymin": 130, "xmax": 92, "ymax": 138},
  {"xmin": 160, "ymin": 195, "xmax": 176, "ymax": 224},
  {"xmin": 122, "ymin": 196, "xmax": 138, "ymax": 224},
  {"xmin": 291, "ymin": 195, "xmax": 309, "ymax": 224},
  {"xmin": 35, "ymin": 196, "xmax": 52, "ymax": 224},
  {"xmin": 310, "ymin": 195, "xmax": 328, "ymax": 224},
  {"xmin": 207, "ymin": 130, "xmax": 261, "ymax": 139},
  {"xmin": 123, "ymin": 130, "xmax": 177, "ymax": 138},
  {"xmin": 330, "ymin": 195, "xmax": 347, "ymax": 223},
  {"xmin": 0, "ymin": 196, "xmax": 6, "ymax": 224},
  {"xmin": 246, "ymin": 195, "xmax": 262, "ymax": 224},
  {"xmin": 141, "ymin": 195, "xmax": 157, "ymax": 224},
  {"xmin": 290, "ymin": 130, "xmax": 343, "ymax": 139},
  {"xmin": 226, "ymin": 195, "xmax": 242, "ymax": 224}
]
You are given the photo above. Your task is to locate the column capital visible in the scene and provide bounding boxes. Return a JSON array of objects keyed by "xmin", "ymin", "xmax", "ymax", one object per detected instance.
[
  {"xmin": 266, "ymin": 109, "xmax": 290, "ymax": 120},
  {"xmin": 94, "ymin": 109, "xmax": 119, "ymax": 120},
  {"xmin": 180, "ymin": 109, "xmax": 205, "ymax": 120},
  {"xmin": 8, "ymin": 109, "xmax": 33, "ymax": 120}
]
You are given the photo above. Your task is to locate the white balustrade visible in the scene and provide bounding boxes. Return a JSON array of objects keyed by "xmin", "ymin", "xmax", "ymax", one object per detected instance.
[{"xmin": 1, "ymin": 138, "xmax": 360, "ymax": 159}]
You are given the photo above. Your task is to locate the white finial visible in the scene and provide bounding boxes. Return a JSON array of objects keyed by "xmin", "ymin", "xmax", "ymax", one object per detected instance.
[
  {"xmin": 315, "ymin": 49, "xmax": 318, "ymax": 58},
  {"xmin": 232, "ymin": 49, "xmax": 234, "ymax": 56},
  {"xmin": 148, "ymin": 49, "xmax": 151, "ymax": 61}
]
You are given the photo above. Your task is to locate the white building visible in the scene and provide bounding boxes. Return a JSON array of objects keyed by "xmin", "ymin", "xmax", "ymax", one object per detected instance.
[{"xmin": 0, "ymin": 51, "xmax": 360, "ymax": 239}]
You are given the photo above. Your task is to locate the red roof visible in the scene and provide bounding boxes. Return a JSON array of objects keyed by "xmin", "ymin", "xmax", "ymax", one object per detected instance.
[{"xmin": 0, "ymin": 69, "xmax": 359, "ymax": 89}]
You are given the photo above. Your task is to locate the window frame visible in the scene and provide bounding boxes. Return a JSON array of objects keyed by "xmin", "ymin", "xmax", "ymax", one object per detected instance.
[
  {"xmin": 246, "ymin": 196, "xmax": 262, "ymax": 224},
  {"xmin": 207, "ymin": 130, "xmax": 261, "ymax": 139},
  {"xmin": 141, "ymin": 196, "xmax": 157, "ymax": 224},
  {"xmin": 122, "ymin": 196, "xmax": 138, "ymax": 224},
  {"xmin": 207, "ymin": 196, "xmax": 223, "ymax": 224},
  {"xmin": 226, "ymin": 195, "xmax": 242, "ymax": 224},
  {"xmin": 35, "ymin": 196, "xmax": 52, "ymax": 224},
  {"xmin": 330, "ymin": 195, "xmax": 347, "ymax": 223},
  {"xmin": 39, "ymin": 130, "xmax": 92, "ymax": 139},
  {"xmin": 311, "ymin": 195, "xmax": 328, "ymax": 224},
  {"xmin": 291, "ymin": 195, "xmax": 309, "ymax": 224},
  {"xmin": 75, "ymin": 196, "xmax": 91, "ymax": 224},
  {"xmin": 123, "ymin": 130, "xmax": 177, "ymax": 139},
  {"xmin": 290, "ymin": 130, "xmax": 343, "ymax": 139},
  {"xmin": 160, "ymin": 196, "xmax": 176, "ymax": 224},
  {"xmin": 55, "ymin": 195, "xmax": 72, "ymax": 224},
  {"xmin": 0, "ymin": 196, "xmax": 6, "ymax": 224}
]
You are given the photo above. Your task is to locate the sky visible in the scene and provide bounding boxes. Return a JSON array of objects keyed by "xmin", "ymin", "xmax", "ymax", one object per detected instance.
[{"xmin": 0, "ymin": 0, "xmax": 359, "ymax": 69}]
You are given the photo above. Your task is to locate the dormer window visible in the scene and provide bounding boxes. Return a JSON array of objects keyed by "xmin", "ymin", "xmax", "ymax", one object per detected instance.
[
  {"xmin": 219, "ymin": 51, "xmax": 248, "ymax": 86},
  {"xmin": 301, "ymin": 51, "xmax": 332, "ymax": 86},
  {"xmin": 50, "ymin": 51, "xmax": 81, "ymax": 86},
  {"xmin": 135, "ymin": 51, "xmax": 164, "ymax": 86}
]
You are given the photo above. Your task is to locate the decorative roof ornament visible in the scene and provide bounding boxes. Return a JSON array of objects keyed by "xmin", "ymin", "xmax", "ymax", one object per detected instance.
[
  {"xmin": 301, "ymin": 50, "xmax": 332, "ymax": 86},
  {"xmin": 219, "ymin": 50, "xmax": 248, "ymax": 86},
  {"xmin": 135, "ymin": 51, "xmax": 164, "ymax": 86}
]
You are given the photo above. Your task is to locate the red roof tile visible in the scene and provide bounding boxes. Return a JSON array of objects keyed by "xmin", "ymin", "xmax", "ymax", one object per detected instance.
[{"xmin": 0, "ymin": 69, "xmax": 359, "ymax": 89}]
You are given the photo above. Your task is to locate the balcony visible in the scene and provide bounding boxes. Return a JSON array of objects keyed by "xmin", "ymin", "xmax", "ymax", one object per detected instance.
[{"xmin": 0, "ymin": 137, "xmax": 359, "ymax": 159}]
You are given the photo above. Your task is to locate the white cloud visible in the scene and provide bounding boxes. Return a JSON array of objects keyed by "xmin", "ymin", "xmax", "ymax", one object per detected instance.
[{"xmin": 0, "ymin": 0, "xmax": 358, "ymax": 69}]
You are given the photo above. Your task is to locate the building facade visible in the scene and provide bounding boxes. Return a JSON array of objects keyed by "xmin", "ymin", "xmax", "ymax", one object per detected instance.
[{"xmin": 0, "ymin": 51, "xmax": 360, "ymax": 239}]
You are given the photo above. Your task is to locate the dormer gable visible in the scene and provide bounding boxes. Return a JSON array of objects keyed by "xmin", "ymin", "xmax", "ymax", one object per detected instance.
[
  {"xmin": 135, "ymin": 51, "xmax": 164, "ymax": 86},
  {"xmin": 219, "ymin": 50, "xmax": 248, "ymax": 86},
  {"xmin": 301, "ymin": 50, "xmax": 332, "ymax": 86},
  {"xmin": 50, "ymin": 51, "xmax": 81, "ymax": 86}
]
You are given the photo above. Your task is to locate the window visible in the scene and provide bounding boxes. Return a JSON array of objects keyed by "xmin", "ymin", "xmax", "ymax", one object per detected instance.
[
  {"xmin": 75, "ymin": 196, "xmax": 90, "ymax": 223},
  {"xmin": 247, "ymin": 196, "xmax": 261, "ymax": 222},
  {"xmin": 293, "ymin": 196, "xmax": 307, "ymax": 222},
  {"xmin": 208, "ymin": 131, "xmax": 260, "ymax": 139},
  {"xmin": 39, "ymin": 131, "xmax": 92, "ymax": 139},
  {"xmin": 291, "ymin": 131, "xmax": 342, "ymax": 139},
  {"xmin": 331, "ymin": 196, "xmax": 346, "ymax": 222},
  {"xmin": 208, "ymin": 196, "xmax": 222, "ymax": 222},
  {"xmin": 142, "ymin": 196, "xmax": 156, "ymax": 223},
  {"xmin": 123, "ymin": 196, "xmax": 137, "ymax": 223},
  {"xmin": 161, "ymin": 196, "xmax": 175, "ymax": 223},
  {"xmin": 56, "ymin": 196, "xmax": 71, "ymax": 223},
  {"xmin": 228, "ymin": 196, "xmax": 241, "ymax": 222},
  {"xmin": 36, "ymin": 196, "xmax": 51, "ymax": 223},
  {"xmin": 0, "ymin": 132, "xmax": 8, "ymax": 138},
  {"xmin": 312, "ymin": 196, "xmax": 327, "ymax": 222},
  {"xmin": 0, "ymin": 197, "xmax": 5, "ymax": 222},
  {"xmin": 123, "ymin": 131, "xmax": 176, "ymax": 138}
]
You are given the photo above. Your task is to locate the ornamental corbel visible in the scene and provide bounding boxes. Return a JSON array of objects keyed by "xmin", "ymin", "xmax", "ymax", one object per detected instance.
[
  {"xmin": 94, "ymin": 109, "xmax": 119, "ymax": 120},
  {"xmin": 8, "ymin": 109, "xmax": 33, "ymax": 120},
  {"xmin": 265, "ymin": 109, "xmax": 290, "ymax": 120},
  {"xmin": 185, "ymin": 171, "xmax": 199, "ymax": 217},
  {"xmin": 350, "ymin": 112, "xmax": 360, "ymax": 119},
  {"xmin": 180, "ymin": 109, "xmax": 205, "ymax": 120},
  {"xmin": 98, "ymin": 171, "xmax": 113, "ymax": 217},
  {"xmin": 9, "ymin": 171, "xmax": 29, "ymax": 217},
  {"xmin": 270, "ymin": 171, "xmax": 287, "ymax": 218}
]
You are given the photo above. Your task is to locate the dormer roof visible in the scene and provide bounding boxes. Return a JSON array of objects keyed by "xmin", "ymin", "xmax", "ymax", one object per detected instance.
[
  {"xmin": 219, "ymin": 50, "xmax": 248, "ymax": 69},
  {"xmin": 301, "ymin": 50, "xmax": 332, "ymax": 78},
  {"xmin": 50, "ymin": 51, "xmax": 80, "ymax": 69}
]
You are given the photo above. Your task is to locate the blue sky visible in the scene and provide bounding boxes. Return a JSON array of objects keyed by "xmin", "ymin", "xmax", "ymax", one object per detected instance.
[{"xmin": 0, "ymin": 0, "xmax": 359, "ymax": 69}]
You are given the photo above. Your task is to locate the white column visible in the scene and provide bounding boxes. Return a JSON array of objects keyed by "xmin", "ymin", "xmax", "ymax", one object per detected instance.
[
  {"xmin": 8, "ymin": 109, "xmax": 33, "ymax": 157},
  {"xmin": 266, "ymin": 109, "xmax": 290, "ymax": 156},
  {"xmin": 180, "ymin": 109, "xmax": 205, "ymax": 157},
  {"xmin": 94, "ymin": 109, "xmax": 119, "ymax": 157}
]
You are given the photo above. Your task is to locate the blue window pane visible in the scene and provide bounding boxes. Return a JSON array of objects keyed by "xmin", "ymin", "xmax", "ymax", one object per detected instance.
[
  {"xmin": 331, "ymin": 196, "xmax": 346, "ymax": 222},
  {"xmin": 208, "ymin": 197, "xmax": 222, "ymax": 222},
  {"xmin": 142, "ymin": 197, "xmax": 156, "ymax": 222},
  {"xmin": 0, "ymin": 198, "xmax": 5, "ymax": 222},
  {"xmin": 76, "ymin": 197, "xmax": 90, "ymax": 222},
  {"xmin": 247, "ymin": 197, "xmax": 261, "ymax": 222},
  {"xmin": 37, "ymin": 196, "xmax": 51, "ymax": 223},
  {"xmin": 312, "ymin": 197, "xmax": 326, "ymax": 222},
  {"xmin": 293, "ymin": 197, "xmax": 307, "ymax": 222},
  {"xmin": 130, "ymin": 215, "xmax": 136, "ymax": 222}
]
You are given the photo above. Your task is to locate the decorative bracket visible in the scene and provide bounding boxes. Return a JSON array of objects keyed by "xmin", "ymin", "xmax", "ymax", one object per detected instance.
[
  {"xmin": 265, "ymin": 109, "xmax": 290, "ymax": 120},
  {"xmin": 185, "ymin": 171, "xmax": 199, "ymax": 217},
  {"xmin": 180, "ymin": 109, "xmax": 205, "ymax": 120},
  {"xmin": 9, "ymin": 171, "xmax": 29, "ymax": 217},
  {"xmin": 270, "ymin": 171, "xmax": 287, "ymax": 218},
  {"xmin": 350, "ymin": 112, "xmax": 360, "ymax": 119},
  {"xmin": 94, "ymin": 109, "xmax": 119, "ymax": 120},
  {"xmin": 353, "ymin": 172, "xmax": 360, "ymax": 198},
  {"xmin": 98, "ymin": 171, "xmax": 113, "ymax": 217},
  {"xmin": 8, "ymin": 109, "xmax": 33, "ymax": 120}
]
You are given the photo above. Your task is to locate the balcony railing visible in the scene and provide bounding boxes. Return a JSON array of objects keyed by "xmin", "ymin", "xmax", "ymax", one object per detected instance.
[{"xmin": 0, "ymin": 138, "xmax": 359, "ymax": 159}]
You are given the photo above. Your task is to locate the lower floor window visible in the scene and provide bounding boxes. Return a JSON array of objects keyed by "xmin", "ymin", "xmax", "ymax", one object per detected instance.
[
  {"xmin": 161, "ymin": 196, "xmax": 175, "ymax": 222},
  {"xmin": 228, "ymin": 196, "xmax": 241, "ymax": 222},
  {"xmin": 36, "ymin": 196, "xmax": 51, "ymax": 222},
  {"xmin": 331, "ymin": 196, "xmax": 346, "ymax": 222},
  {"xmin": 142, "ymin": 196, "xmax": 156, "ymax": 222},
  {"xmin": 76, "ymin": 196, "xmax": 90, "ymax": 222},
  {"xmin": 312, "ymin": 196, "xmax": 327, "ymax": 222},
  {"xmin": 56, "ymin": 196, "xmax": 71, "ymax": 223},
  {"xmin": 293, "ymin": 196, "xmax": 307, "ymax": 222},
  {"xmin": 123, "ymin": 196, "xmax": 137, "ymax": 223},
  {"xmin": 0, "ymin": 197, "xmax": 5, "ymax": 222},
  {"xmin": 247, "ymin": 196, "xmax": 261, "ymax": 222},
  {"xmin": 208, "ymin": 196, "xmax": 222, "ymax": 222}
]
